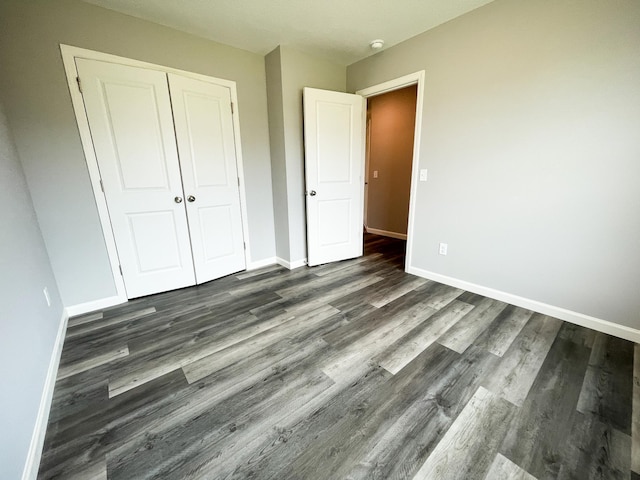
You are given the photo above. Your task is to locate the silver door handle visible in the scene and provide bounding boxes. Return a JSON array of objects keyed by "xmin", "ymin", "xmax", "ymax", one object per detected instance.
[
  {"xmin": 309, "ymin": 190, "xmax": 317, "ymax": 196},
  {"xmin": 174, "ymin": 196, "xmax": 183, "ymax": 203},
  {"xmin": 187, "ymin": 195, "xmax": 196, "ymax": 202}
]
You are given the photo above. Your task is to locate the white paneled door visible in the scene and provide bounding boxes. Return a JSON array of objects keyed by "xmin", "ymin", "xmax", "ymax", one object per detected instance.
[
  {"xmin": 77, "ymin": 59, "xmax": 196, "ymax": 298},
  {"xmin": 303, "ymin": 87, "xmax": 365, "ymax": 266},
  {"xmin": 168, "ymin": 74, "xmax": 245, "ymax": 283},
  {"xmin": 76, "ymin": 58, "xmax": 245, "ymax": 298}
]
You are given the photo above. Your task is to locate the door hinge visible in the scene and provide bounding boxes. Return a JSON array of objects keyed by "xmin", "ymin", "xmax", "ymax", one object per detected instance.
[
  {"xmin": 243, "ymin": 242, "xmax": 246, "ymax": 250},
  {"xmin": 99, "ymin": 179, "xmax": 104, "ymax": 192},
  {"xmin": 76, "ymin": 76, "xmax": 82, "ymax": 94},
  {"xmin": 237, "ymin": 177, "xmax": 240, "ymax": 187},
  {"xmin": 231, "ymin": 102, "xmax": 234, "ymax": 114},
  {"xmin": 118, "ymin": 265, "xmax": 123, "ymax": 276}
]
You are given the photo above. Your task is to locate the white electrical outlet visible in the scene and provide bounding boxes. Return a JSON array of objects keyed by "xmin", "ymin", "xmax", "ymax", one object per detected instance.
[
  {"xmin": 419, "ymin": 169, "xmax": 428, "ymax": 181},
  {"xmin": 439, "ymin": 243, "xmax": 448, "ymax": 255},
  {"xmin": 43, "ymin": 287, "xmax": 51, "ymax": 307}
]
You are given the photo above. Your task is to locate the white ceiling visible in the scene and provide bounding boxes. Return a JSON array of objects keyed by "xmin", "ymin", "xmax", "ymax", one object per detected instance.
[{"xmin": 82, "ymin": 0, "xmax": 496, "ymax": 65}]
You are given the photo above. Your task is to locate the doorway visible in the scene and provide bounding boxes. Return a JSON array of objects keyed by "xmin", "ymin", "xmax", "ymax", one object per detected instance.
[
  {"xmin": 365, "ymin": 85, "xmax": 417, "ymax": 240},
  {"xmin": 358, "ymin": 73, "xmax": 424, "ymax": 270},
  {"xmin": 302, "ymin": 72, "xmax": 424, "ymax": 272}
]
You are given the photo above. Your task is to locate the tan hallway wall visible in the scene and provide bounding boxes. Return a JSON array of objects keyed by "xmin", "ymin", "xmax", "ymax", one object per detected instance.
[{"xmin": 366, "ymin": 85, "xmax": 417, "ymax": 236}]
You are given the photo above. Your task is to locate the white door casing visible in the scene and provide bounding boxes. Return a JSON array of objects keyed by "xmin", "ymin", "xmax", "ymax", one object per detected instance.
[
  {"xmin": 356, "ymin": 71, "xmax": 426, "ymax": 273},
  {"xmin": 76, "ymin": 58, "xmax": 196, "ymax": 298},
  {"xmin": 168, "ymin": 73, "xmax": 246, "ymax": 282},
  {"xmin": 364, "ymin": 113, "xmax": 372, "ymax": 229},
  {"xmin": 303, "ymin": 87, "xmax": 365, "ymax": 266}
]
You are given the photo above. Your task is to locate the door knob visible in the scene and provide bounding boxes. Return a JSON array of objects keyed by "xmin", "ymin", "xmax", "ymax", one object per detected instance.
[
  {"xmin": 174, "ymin": 196, "xmax": 183, "ymax": 203},
  {"xmin": 187, "ymin": 195, "xmax": 196, "ymax": 202},
  {"xmin": 309, "ymin": 190, "xmax": 317, "ymax": 196}
]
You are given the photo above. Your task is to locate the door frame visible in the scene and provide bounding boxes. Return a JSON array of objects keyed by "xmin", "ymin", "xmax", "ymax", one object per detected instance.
[
  {"xmin": 60, "ymin": 44, "xmax": 252, "ymax": 304},
  {"xmin": 363, "ymin": 112, "xmax": 371, "ymax": 230},
  {"xmin": 356, "ymin": 71, "xmax": 425, "ymax": 273}
]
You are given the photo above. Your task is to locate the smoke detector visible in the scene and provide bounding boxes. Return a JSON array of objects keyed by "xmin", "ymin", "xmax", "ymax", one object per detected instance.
[{"xmin": 369, "ymin": 39, "xmax": 385, "ymax": 50}]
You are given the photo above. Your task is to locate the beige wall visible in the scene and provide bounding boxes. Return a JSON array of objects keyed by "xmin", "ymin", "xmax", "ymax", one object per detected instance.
[
  {"xmin": 366, "ymin": 85, "xmax": 417, "ymax": 236},
  {"xmin": 348, "ymin": 0, "xmax": 640, "ymax": 329},
  {"xmin": 0, "ymin": 0, "xmax": 275, "ymax": 307},
  {"xmin": 266, "ymin": 46, "xmax": 346, "ymax": 264}
]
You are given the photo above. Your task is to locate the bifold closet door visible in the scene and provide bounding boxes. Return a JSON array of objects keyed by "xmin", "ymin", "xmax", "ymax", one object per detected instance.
[
  {"xmin": 168, "ymin": 74, "xmax": 246, "ymax": 283},
  {"xmin": 76, "ymin": 58, "xmax": 196, "ymax": 298}
]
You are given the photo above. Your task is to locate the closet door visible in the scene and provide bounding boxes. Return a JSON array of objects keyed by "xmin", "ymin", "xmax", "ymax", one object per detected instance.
[
  {"xmin": 168, "ymin": 74, "xmax": 246, "ymax": 283},
  {"xmin": 76, "ymin": 59, "xmax": 196, "ymax": 298}
]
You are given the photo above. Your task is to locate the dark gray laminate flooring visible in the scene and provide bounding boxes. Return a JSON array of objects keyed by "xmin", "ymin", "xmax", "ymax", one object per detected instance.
[{"xmin": 38, "ymin": 234, "xmax": 639, "ymax": 480}]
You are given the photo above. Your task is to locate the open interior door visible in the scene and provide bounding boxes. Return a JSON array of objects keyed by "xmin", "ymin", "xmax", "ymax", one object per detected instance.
[{"xmin": 303, "ymin": 87, "xmax": 365, "ymax": 267}]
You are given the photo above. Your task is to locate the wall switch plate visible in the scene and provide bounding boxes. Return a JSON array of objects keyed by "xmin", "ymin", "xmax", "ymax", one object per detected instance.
[
  {"xmin": 439, "ymin": 243, "xmax": 448, "ymax": 255},
  {"xmin": 43, "ymin": 287, "xmax": 51, "ymax": 307},
  {"xmin": 420, "ymin": 169, "xmax": 428, "ymax": 181},
  {"xmin": 373, "ymin": 170, "xmax": 378, "ymax": 179}
]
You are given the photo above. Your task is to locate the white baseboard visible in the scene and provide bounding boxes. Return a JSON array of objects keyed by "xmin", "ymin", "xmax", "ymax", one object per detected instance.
[
  {"xmin": 65, "ymin": 294, "xmax": 126, "ymax": 317},
  {"xmin": 246, "ymin": 257, "xmax": 277, "ymax": 270},
  {"xmin": 365, "ymin": 227, "xmax": 407, "ymax": 240},
  {"xmin": 21, "ymin": 310, "xmax": 68, "ymax": 480},
  {"xmin": 407, "ymin": 266, "xmax": 640, "ymax": 344},
  {"xmin": 276, "ymin": 257, "xmax": 308, "ymax": 270}
]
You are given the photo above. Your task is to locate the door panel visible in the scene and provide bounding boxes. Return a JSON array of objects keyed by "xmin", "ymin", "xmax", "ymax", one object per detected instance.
[
  {"xmin": 104, "ymin": 82, "xmax": 171, "ymax": 189},
  {"xmin": 303, "ymin": 87, "xmax": 365, "ymax": 266},
  {"xmin": 318, "ymin": 199, "xmax": 352, "ymax": 246},
  {"xmin": 182, "ymin": 94, "xmax": 228, "ymax": 186},
  {"xmin": 168, "ymin": 73, "xmax": 246, "ymax": 283},
  {"xmin": 127, "ymin": 211, "xmax": 184, "ymax": 273},
  {"xmin": 317, "ymin": 103, "xmax": 354, "ymax": 183},
  {"xmin": 76, "ymin": 58, "xmax": 196, "ymax": 298},
  {"xmin": 198, "ymin": 206, "xmax": 235, "ymax": 260}
]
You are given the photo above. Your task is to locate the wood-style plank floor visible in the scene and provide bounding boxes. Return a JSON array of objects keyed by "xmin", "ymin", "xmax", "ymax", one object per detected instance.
[{"xmin": 39, "ymin": 234, "xmax": 639, "ymax": 480}]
